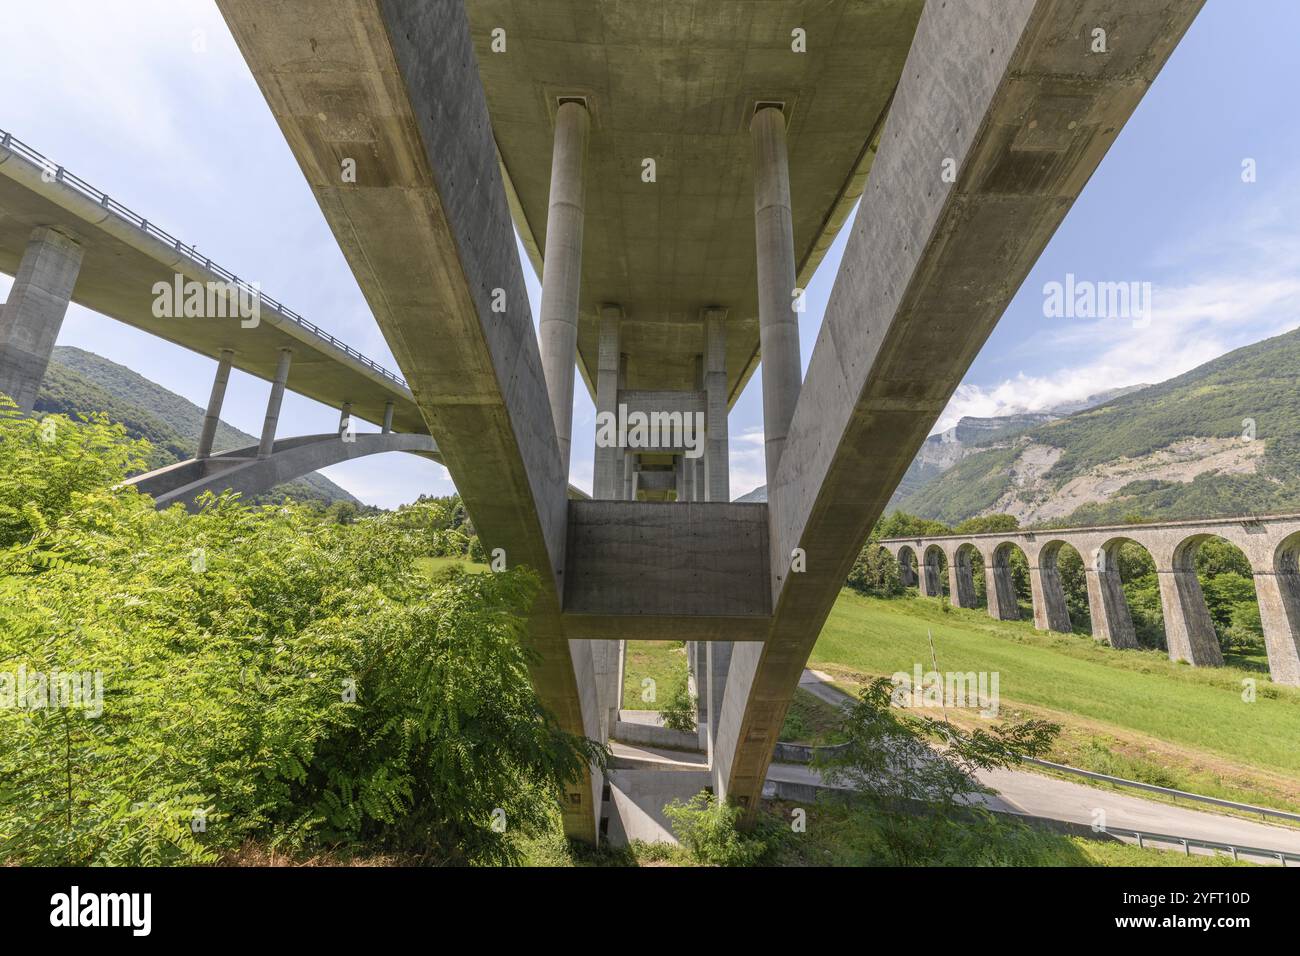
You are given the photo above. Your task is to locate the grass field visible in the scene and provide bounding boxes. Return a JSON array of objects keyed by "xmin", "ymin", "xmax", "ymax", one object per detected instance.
[
  {"xmin": 516, "ymin": 798, "xmax": 1253, "ymax": 868},
  {"xmin": 621, "ymin": 641, "xmax": 689, "ymax": 711},
  {"xmin": 811, "ymin": 591, "xmax": 1300, "ymax": 811},
  {"xmin": 414, "ymin": 555, "xmax": 488, "ymax": 577}
]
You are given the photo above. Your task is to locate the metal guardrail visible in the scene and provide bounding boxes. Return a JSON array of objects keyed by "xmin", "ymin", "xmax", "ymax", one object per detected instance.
[
  {"xmin": 1109, "ymin": 827, "xmax": 1298, "ymax": 866},
  {"xmin": 0, "ymin": 128, "xmax": 408, "ymax": 390},
  {"xmin": 1022, "ymin": 756, "xmax": 1300, "ymax": 824}
]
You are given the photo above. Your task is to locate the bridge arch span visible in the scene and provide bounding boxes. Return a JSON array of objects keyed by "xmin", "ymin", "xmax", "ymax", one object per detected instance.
[
  {"xmin": 987, "ymin": 540, "xmax": 1027, "ymax": 622},
  {"xmin": 921, "ymin": 544, "xmax": 948, "ymax": 599},
  {"xmin": 1030, "ymin": 539, "xmax": 1077, "ymax": 633},
  {"xmin": 125, "ymin": 432, "xmax": 441, "ymax": 511},
  {"xmin": 949, "ymin": 542, "xmax": 981, "ymax": 609}
]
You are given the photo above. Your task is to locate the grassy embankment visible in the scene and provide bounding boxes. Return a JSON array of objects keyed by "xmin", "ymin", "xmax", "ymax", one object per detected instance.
[{"xmin": 809, "ymin": 590, "xmax": 1300, "ymax": 814}]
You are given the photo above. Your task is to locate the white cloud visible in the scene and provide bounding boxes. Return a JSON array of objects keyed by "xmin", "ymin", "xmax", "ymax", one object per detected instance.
[
  {"xmin": 937, "ymin": 212, "xmax": 1300, "ymax": 434},
  {"xmin": 728, "ymin": 427, "xmax": 766, "ymax": 497}
]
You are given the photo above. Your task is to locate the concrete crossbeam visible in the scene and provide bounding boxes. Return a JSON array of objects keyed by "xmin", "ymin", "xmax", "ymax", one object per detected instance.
[{"xmin": 563, "ymin": 500, "xmax": 770, "ymax": 628}]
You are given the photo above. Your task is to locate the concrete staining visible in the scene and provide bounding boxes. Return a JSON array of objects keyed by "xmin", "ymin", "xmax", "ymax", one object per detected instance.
[
  {"xmin": 881, "ymin": 513, "xmax": 1300, "ymax": 686},
  {"xmin": 204, "ymin": 0, "xmax": 1214, "ymax": 843}
]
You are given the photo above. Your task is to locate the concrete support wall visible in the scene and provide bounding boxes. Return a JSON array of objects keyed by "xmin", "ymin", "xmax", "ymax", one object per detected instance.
[
  {"xmin": 258, "ymin": 348, "xmax": 292, "ymax": 459},
  {"xmin": 750, "ymin": 106, "xmax": 801, "ymax": 493},
  {"xmin": 593, "ymin": 305, "xmax": 622, "ymax": 498},
  {"xmin": 217, "ymin": 0, "xmax": 603, "ymax": 840},
  {"xmin": 537, "ymin": 100, "xmax": 590, "ymax": 474},
  {"xmin": 0, "ymin": 226, "xmax": 83, "ymax": 412},
  {"xmin": 703, "ymin": 308, "xmax": 729, "ymax": 502},
  {"xmin": 1158, "ymin": 567, "xmax": 1225, "ymax": 666},
  {"xmin": 197, "ymin": 348, "xmax": 234, "ymax": 459}
]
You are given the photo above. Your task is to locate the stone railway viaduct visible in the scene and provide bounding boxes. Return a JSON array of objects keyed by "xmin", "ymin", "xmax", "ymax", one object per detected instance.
[
  {"xmin": 0, "ymin": 0, "xmax": 1231, "ymax": 842},
  {"xmin": 879, "ymin": 515, "xmax": 1300, "ymax": 687}
]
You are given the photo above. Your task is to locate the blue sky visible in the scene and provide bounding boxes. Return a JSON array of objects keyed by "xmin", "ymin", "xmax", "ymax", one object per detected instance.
[{"xmin": 2, "ymin": 0, "xmax": 1297, "ymax": 506}]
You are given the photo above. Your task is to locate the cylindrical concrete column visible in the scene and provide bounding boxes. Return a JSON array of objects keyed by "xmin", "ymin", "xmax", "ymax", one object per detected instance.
[
  {"xmin": 258, "ymin": 348, "xmax": 292, "ymax": 459},
  {"xmin": 593, "ymin": 305, "xmax": 622, "ymax": 498},
  {"xmin": 0, "ymin": 226, "xmax": 84, "ymax": 413},
  {"xmin": 339, "ymin": 402, "xmax": 353, "ymax": 439},
  {"xmin": 622, "ymin": 451, "xmax": 634, "ymax": 501},
  {"xmin": 692, "ymin": 456, "xmax": 704, "ymax": 502},
  {"xmin": 537, "ymin": 101, "xmax": 591, "ymax": 473},
  {"xmin": 750, "ymin": 107, "xmax": 802, "ymax": 494},
  {"xmin": 197, "ymin": 348, "xmax": 234, "ymax": 459},
  {"xmin": 703, "ymin": 309, "xmax": 730, "ymax": 502},
  {"xmin": 382, "ymin": 401, "xmax": 395, "ymax": 434}
]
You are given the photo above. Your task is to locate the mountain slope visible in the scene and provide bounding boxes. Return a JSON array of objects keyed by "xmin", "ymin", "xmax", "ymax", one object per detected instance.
[
  {"xmin": 898, "ymin": 326, "xmax": 1300, "ymax": 525},
  {"xmin": 34, "ymin": 346, "xmax": 357, "ymax": 505},
  {"xmin": 733, "ymin": 386, "xmax": 1143, "ymax": 505}
]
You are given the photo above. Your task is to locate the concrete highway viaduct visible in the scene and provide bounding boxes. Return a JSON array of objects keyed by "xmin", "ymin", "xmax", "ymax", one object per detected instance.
[
  {"xmin": 206, "ymin": 0, "xmax": 1210, "ymax": 843},
  {"xmin": 0, "ymin": 127, "xmax": 456, "ymax": 507},
  {"xmin": 2, "ymin": 0, "xmax": 1213, "ymax": 843},
  {"xmin": 879, "ymin": 514, "xmax": 1300, "ymax": 687}
]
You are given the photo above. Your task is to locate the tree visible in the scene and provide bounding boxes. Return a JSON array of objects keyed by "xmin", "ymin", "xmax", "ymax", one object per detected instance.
[
  {"xmin": 0, "ymin": 395, "xmax": 605, "ymax": 865},
  {"xmin": 814, "ymin": 677, "xmax": 1059, "ymax": 865}
]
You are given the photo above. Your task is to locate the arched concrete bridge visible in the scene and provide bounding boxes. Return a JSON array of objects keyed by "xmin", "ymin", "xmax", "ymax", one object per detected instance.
[
  {"xmin": 124, "ymin": 432, "xmax": 442, "ymax": 511},
  {"xmin": 207, "ymin": 0, "xmax": 1207, "ymax": 843},
  {"xmin": 0, "ymin": 0, "xmax": 1208, "ymax": 844},
  {"xmin": 879, "ymin": 514, "xmax": 1300, "ymax": 686},
  {"xmin": 0, "ymin": 128, "xmax": 444, "ymax": 507}
]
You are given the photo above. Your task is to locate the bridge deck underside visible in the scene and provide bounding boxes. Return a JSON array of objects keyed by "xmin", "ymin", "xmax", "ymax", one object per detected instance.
[{"xmin": 467, "ymin": 0, "xmax": 924, "ymax": 400}]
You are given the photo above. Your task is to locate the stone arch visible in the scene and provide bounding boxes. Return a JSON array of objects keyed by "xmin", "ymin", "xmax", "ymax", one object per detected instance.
[
  {"xmin": 950, "ymin": 542, "xmax": 980, "ymax": 609},
  {"xmin": 921, "ymin": 544, "xmax": 948, "ymax": 599},
  {"xmin": 897, "ymin": 545, "xmax": 919, "ymax": 588},
  {"xmin": 1160, "ymin": 534, "xmax": 1227, "ymax": 667},
  {"xmin": 126, "ymin": 432, "xmax": 442, "ymax": 512},
  {"xmin": 1085, "ymin": 536, "xmax": 1153, "ymax": 650},
  {"xmin": 987, "ymin": 540, "xmax": 1028, "ymax": 622},
  {"xmin": 1258, "ymin": 532, "xmax": 1300, "ymax": 685},
  {"xmin": 1032, "ymin": 539, "xmax": 1078, "ymax": 633}
]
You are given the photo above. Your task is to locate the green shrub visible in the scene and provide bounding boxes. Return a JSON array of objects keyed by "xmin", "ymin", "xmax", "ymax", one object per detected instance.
[
  {"xmin": 0, "ymin": 396, "xmax": 604, "ymax": 865},
  {"xmin": 663, "ymin": 791, "xmax": 769, "ymax": 866},
  {"xmin": 660, "ymin": 684, "xmax": 697, "ymax": 733}
]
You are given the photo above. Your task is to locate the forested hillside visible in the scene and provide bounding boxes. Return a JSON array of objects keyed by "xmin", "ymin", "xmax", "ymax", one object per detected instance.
[
  {"xmin": 34, "ymin": 346, "xmax": 357, "ymax": 506},
  {"xmin": 897, "ymin": 326, "xmax": 1300, "ymax": 525}
]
